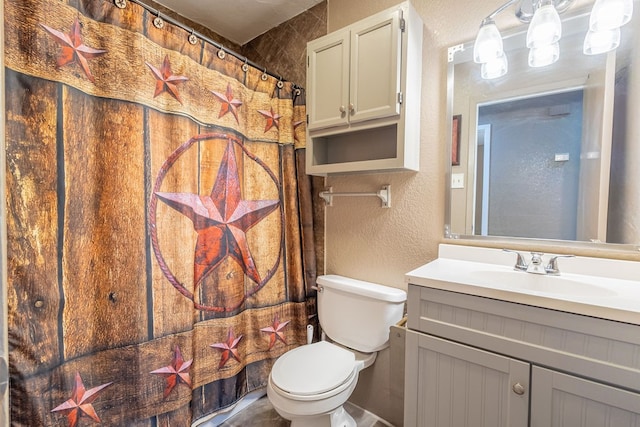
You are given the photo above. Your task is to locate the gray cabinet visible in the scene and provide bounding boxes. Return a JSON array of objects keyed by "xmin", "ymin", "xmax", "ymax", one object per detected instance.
[
  {"xmin": 405, "ymin": 331, "xmax": 528, "ymax": 427},
  {"xmin": 404, "ymin": 285, "xmax": 640, "ymax": 427},
  {"xmin": 532, "ymin": 367, "xmax": 640, "ymax": 427},
  {"xmin": 305, "ymin": 1, "xmax": 422, "ymax": 175}
]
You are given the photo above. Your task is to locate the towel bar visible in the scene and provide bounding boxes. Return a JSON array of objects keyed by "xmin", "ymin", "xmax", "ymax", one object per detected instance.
[{"xmin": 319, "ymin": 185, "xmax": 391, "ymax": 208}]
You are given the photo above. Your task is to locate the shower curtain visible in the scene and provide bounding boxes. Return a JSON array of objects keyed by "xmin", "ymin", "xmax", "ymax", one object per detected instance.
[{"xmin": 5, "ymin": 0, "xmax": 317, "ymax": 425}]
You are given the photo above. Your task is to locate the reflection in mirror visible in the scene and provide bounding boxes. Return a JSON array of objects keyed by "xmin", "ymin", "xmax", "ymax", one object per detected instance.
[{"xmin": 447, "ymin": 8, "xmax": 640, "ymax": 248}]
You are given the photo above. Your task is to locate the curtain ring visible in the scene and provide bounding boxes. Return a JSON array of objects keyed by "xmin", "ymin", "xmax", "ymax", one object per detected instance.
[
  {"xmin": 188, "ymin": 30, "xmax": 198, "ymax": 45},
  {"xmin": 276, "ymin": 77, "xmax": 284, "ymax": 89},
  {"xmin": 242, "ymin": 58, "xmax": 249, "ymax": 72},
  {"xmin": 153, "ymin": 12, "xmax": 164, "ymax": 29},
  {"xmin": 261, "ymin": 68, "xmax": 268, "ymax": 81},
  {"xmin": 217, "ymin": 47, "xmax": 226, "ymax": 59},
  {"xmin": 292, "ymin": 84, "xmax": 301, "ymax": 99},
  {"xmin": 114, "ymin": 0, "xmax": 127, "ymax": 9}
]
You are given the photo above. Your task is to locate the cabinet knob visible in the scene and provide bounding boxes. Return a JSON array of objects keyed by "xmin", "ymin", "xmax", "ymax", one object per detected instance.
[
  {"xmin": 339, "ymin": 105, "xmax": 346, "ymax": 113},
  {"xmin": 349, "ymin": 103, "xmax": 355, "ymax": 113},
  {"xmin": 512, "ymin": 382, "xmax": 526, "ymax": 395}
]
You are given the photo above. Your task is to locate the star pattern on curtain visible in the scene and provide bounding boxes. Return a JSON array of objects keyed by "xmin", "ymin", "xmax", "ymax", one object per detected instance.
[
  {"xmin": 51, "ymin": 372, "xmax": 112, "ymax": 427},
  {"xmin": 16, "ymin": 1, "xmax": 310, "ymax": 424},
  {"xmin": 260, "ymin": 314, "xmax": 290, "ymax": 349},
  {"xmin": 150, "ymin": 345, "xmax": 193, "ymax": 398},
  {"xmin": 257, "ymin": 107, "xmax": 282, "ymax": 132},
  {"xmin": 40, "ymin": 18, "xmax": 107, "ymax": 83},
  {"xmin": 155, "ymin": 139, "xmax": 279, "ymax": 287},
  {"xmin": 210, "ymin": 328, "xmax": 243, "ymax": 369},
  {"xmin": 293, "ymin": 120, "xmax": 305, "ymax": 143},
  {"xmin": 145, "ymin": 55, "xmax": 189, "ymax": 104},
  {"xmin": 211, "ymin": 83, "xmax": 243, "ymax": 124}
]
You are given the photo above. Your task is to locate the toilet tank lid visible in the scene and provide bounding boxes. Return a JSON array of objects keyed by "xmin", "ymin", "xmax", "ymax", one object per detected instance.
[{"xmin": 316, "ymin": 275, "xmax": 407, "ymax": 303}]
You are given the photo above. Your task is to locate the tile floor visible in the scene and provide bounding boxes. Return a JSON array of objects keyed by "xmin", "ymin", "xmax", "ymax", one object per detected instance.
[{"xmin": 218, "ymin": 396, "xmax": 392, "ymax": 427}]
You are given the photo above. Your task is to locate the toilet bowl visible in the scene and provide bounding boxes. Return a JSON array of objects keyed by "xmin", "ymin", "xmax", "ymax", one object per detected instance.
[
  {"xmin": 267, "ymin": 341, "xmax": 366, "ymax": 426},
  {"xmin": 267, "ymin": 275, "xmax": 407, "ymax": 427}
]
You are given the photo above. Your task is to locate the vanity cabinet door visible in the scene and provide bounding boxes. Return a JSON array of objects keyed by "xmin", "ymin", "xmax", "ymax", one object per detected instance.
[
  {"xmin": 405, "ymin": 330, "xmax": 529, "ymax": 427},
  {"xmin": 531, "ymin": 367, "xmax": 640, "ymax": 427}
]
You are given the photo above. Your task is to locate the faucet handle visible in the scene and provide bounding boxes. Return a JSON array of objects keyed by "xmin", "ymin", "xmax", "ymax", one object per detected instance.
[
  {"xmin": 545, "ymin": 254, "xmax": 575, "ymax": 275},
  {"xmin": 503, "ymin": 249, "xmax": 528, "ymax": 271}
]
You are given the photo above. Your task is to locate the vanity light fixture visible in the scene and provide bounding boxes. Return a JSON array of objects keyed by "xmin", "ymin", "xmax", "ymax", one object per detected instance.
[
  {"xmin": 473, "ymin": 19, "xmax": 504, "ymax": 64},
  {"xmin": 481, "ymin": 52, "xmax": 509, "ymax": 78},
  {"xmin": 526, "ymin": 0, "xmax": 562, "ymax": 48},
  {"xmin": 473, "ymin": 0, "xmax": 633, "ymax": 79},
  {"xmin": 584, "ymin": 0, "xmax": 633, "ymax": 54}
]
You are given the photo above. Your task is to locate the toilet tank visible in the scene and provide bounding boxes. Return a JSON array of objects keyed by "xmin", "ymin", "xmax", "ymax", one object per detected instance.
[{"xmin": 316, "ymin": 275, "xmax": 406, "ymax": 353}]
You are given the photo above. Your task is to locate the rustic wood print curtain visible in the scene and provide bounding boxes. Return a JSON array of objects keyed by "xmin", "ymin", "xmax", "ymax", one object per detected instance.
[{"xmin": 5, "ymin": 0, "xmax": 316, "ymax": 425}]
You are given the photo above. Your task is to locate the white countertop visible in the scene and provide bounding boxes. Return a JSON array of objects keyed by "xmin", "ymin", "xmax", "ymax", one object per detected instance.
[{"xmin": 406, "ymin": 244, "xmax": 640, "ymax": 325}]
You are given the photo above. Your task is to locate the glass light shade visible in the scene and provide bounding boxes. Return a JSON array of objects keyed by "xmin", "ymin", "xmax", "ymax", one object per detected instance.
[
  {"xmin": 481, "ymin": 53, "xmax": 508, "ymax": 79},
  {"xmin": 473, "ymin": 21, "xmax": 504, "ymax": 63},
  {"xmin": 526, "ymin": 3, "xmax": 562, "ymax": 48},
  {"xmin": 528, "ymin": 42, "xmax": 560, "ymax": 67},
  {"xmin": 583, "ymin": 27, "xmax": 621, "ymax": 54},
  {"xmin": 589, "ymin": 0, "xmax": 633, "ymax": 31}
]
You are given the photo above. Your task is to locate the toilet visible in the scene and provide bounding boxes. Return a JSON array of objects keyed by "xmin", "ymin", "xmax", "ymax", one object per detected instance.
[{"xmin": 267, "ymin": 274, "xmax": 407, "ymax": 427}]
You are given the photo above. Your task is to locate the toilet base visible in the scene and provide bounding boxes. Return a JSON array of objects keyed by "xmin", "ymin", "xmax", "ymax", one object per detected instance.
[{"xmin": 289, "ymin": 405, "xmax": 356, "ymax": 427}]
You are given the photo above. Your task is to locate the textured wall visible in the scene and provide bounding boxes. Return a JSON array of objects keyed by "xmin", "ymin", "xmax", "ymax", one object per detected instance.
[
  {"xmin": 242, "ymin": 3, "xmax": 328, "ymax": 277},
  {"xmin": 242, "ymin": 2, "xmax": 327, "ymax": 88},
  {"xmin": 144, "ymin": 0, "xmax": 241, "ymax": 52},
  {"xmin": 324, "ymin": 1, "xmax": 466, "ymax": 422},
  {"xmin": 324, "ymin": 0, "xmax": 476, "ymax": 291},
  {"xmin": 325, "ymin": 0, "xmax": 639, "ymax": 290},
  {"xmin": 323, "ymin": 0, "xmax": 640, "ymax": 424}
]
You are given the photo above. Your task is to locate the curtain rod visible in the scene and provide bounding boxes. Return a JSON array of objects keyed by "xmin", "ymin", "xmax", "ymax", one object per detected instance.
[{"xmin": 126, "ymin": 0, "xmax": 296, "ymax": 86}]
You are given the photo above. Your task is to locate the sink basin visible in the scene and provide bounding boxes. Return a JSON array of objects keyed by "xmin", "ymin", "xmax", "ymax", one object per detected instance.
[
  {"xmin": 472, "ymin": 270, "xmax": 618, "ymax": 298},
  {"xmin": 405, "ymin": 244, "xmax": 640, "ymax": 325}
]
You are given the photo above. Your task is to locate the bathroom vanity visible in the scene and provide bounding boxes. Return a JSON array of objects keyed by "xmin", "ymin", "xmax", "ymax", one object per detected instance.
[{"xmin": 404, "ymin": 245, "xmax": 640, "ymax": 427}]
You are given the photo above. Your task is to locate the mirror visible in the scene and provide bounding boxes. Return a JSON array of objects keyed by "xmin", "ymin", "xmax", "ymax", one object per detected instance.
[{"xmin": 447, "ymin": 7, "xmax": 640, "ymax": 249}]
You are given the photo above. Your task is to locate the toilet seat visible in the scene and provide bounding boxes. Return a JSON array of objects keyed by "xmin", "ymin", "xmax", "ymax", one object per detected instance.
[{"xmin": 271, "ymin": 341, "xmax": 356, "ymax": 396}]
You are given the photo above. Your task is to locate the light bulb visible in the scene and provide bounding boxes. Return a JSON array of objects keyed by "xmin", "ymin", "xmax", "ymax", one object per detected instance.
[
  {"xmin": 481, "ymin": 52, "xmax": 508, "ymax": 79},
  {"xmin": 583, "ymin": 27, "xmax": 621, "ymax": 54},
  {"xmin": 526, "ymin": 1, "xmax": 562, "ymax": 48},
  {"xmin": 589, "ymin": 0, "xmax": 633, "ymax": 31},
  {"xmin": 473, "ymin": 20, "xmax": 504, "ymax": 63},
  {"xmin": 528, "ymin": 42, "xmax": 560, "ymax": 67}
]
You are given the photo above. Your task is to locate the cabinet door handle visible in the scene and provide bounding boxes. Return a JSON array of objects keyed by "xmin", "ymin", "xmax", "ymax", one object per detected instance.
[
  {"xmin": 349, "ymin": 103, "xmax": 355, "ymax": 113},
  {"xmin": 512, "ymin": 382, "xmax": 526, "ymax": 395},
  {"xmin": 339, "ymin": 105, "xmax": 346, "ymax": 113}
]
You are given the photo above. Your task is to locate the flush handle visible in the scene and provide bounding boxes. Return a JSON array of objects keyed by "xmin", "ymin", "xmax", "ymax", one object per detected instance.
[
  {"xmin": 0, "ymin": 356, "xmax": 7, "ymax": 401},
  {"xmin": 512, "ymin": 382, "xmax": 526, "ymax": 395}
]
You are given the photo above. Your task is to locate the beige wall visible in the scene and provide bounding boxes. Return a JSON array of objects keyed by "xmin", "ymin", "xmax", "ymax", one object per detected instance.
[
  {"xmin": 325, "ymin": 0, "xmax": 640, "ymax": 290},
  {"xmin": 324, "ymin": 0, "xmax": 504, "ymax": 291},
  {"xmin": 324, "ymin": 0, "xmax": 640, "ymax": 423},
  {"xmin": 325, "ymin": 1, "xmax": 491, "ymax": 423}
]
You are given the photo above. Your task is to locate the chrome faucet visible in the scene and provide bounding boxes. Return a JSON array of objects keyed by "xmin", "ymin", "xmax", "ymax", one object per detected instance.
[
  {"xmin": 526, "ymin": 252, "xmax": 547, "ymax": 274},
  {"xmin": 544, "ymin": 254, "xmax": 575, "ymax": 275},
  {"xmin": 503, "ymin": 249, "xmax": 574, "ymax": 275}
]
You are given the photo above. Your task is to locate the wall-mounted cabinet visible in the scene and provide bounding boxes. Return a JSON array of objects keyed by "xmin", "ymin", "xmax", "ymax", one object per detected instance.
[{"xmin": 305, "ymin": 1, "xmax": 423, "ymax": 175}]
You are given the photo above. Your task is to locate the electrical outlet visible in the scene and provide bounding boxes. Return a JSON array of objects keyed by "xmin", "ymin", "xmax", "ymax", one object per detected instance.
[{"xmin": 451, "ymin": 173, "xmax": 464, "ymax": 189}]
